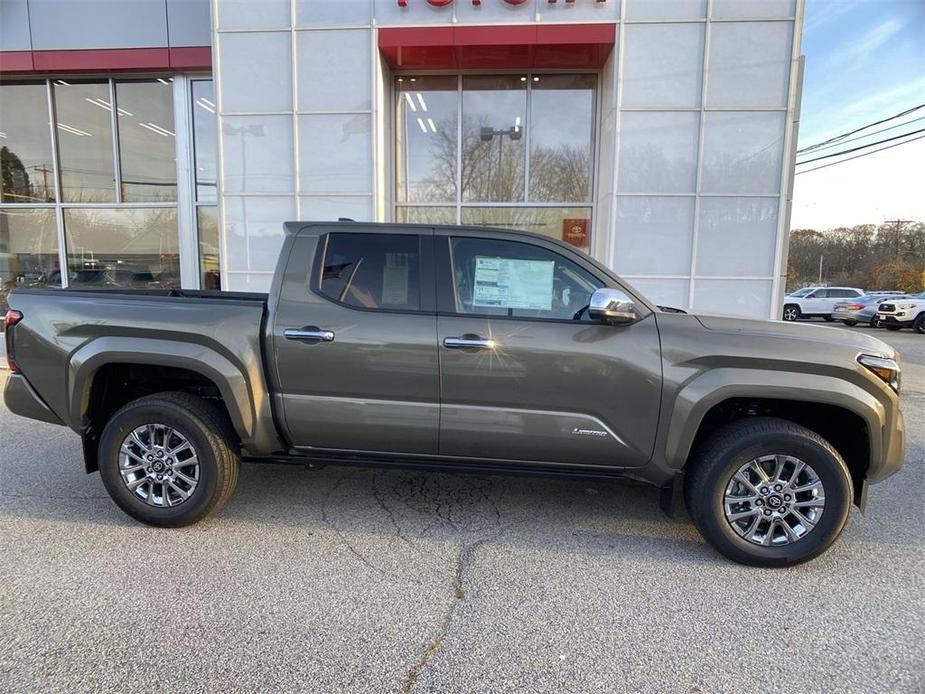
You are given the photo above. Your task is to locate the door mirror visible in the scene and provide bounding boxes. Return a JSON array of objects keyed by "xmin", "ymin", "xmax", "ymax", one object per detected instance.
[{"xmin": 588, "ymin": 288, "xmax": 637, "ymax": 324}]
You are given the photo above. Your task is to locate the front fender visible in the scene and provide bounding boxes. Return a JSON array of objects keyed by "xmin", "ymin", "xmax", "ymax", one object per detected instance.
[
  {"xmin": 663, "ymin": 368, "xmax": 885, "ymax": 470},
  {"xmin": 68, "ymin": 337, "xmax": 256, "ymax": 446}
]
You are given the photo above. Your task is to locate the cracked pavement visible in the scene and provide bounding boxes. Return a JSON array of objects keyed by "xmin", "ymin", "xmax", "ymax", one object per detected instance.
[{"xmin": 1, "ymin": 326, "xmax": 923, "ymax": 692}]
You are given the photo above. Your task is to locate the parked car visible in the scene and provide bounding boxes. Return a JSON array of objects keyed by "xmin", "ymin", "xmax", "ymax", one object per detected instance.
[
  {"xmin": 3, "ymin": 222, "xmax": 906, "ymax": 567},
  {"xmin": 832, "ymin": 293, "xmax": 904, "ymax": 327},
  {"xmin": 875, "ymin": 292, "xmax": 925, "ymax": 333},
  {"xmin": 782, "ymin": 286, "xmax": 865, "ymax": 322}
]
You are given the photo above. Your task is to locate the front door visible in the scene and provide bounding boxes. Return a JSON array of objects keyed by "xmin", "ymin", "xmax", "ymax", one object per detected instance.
[
  {"xmin": 271, "ymin": 227, "xmax": 439, "ymax": 454},
  {"xmin": 435, "ymin": 232, "xmax": 662, "ymax": 468}
]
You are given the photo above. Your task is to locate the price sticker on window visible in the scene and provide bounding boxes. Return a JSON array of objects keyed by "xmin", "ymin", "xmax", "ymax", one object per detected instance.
[{"xmin": 472, "ymin": 257, "xmax": 554, "ymax": 311}]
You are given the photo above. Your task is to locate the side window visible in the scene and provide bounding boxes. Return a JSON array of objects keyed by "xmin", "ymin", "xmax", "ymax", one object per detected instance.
[
  {"xmin": 448, "ymin": 237, "xmax": 604, "ymax": 321},
  {"xmin": 811, "ymin": 289, "xmax": 827, "ymax": 298},
  {"xmin": 319, "ymin": 233, "xmax": 421, "ymax": 311}
]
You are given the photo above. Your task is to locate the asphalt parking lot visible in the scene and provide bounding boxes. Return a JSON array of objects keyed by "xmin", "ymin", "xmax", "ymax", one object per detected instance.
[{"xmin": 1, "ymin": 324, "xmax": 923, "ymax": 693}]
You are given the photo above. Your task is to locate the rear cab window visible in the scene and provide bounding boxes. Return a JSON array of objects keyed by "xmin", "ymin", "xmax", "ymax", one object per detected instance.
[{"xmin": 317, "ymin": 233, "xmax": 422, "ymax": 312}]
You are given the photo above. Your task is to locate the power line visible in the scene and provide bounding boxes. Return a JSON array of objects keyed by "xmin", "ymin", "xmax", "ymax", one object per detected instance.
[
  {"xmin": 796, "ymin": 103, "xmax": 925, "ymax": 154},
  {"xmin": 795, "ymin": 132, "xmax": 925, "ymax": 175},
  {"xmin": 796, "ymin": 127, "xmax": 925, "ymax": 166},
  {"xmin": 797, "ymin": 116, "xmax": 925, "ymax": 155}
]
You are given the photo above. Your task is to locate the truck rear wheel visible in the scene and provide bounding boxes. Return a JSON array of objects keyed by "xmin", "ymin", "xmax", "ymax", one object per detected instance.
[
  {"xmin": 98, "ymin": 392, "xmax": 239, "ymax": 527},
  {"xmin": 684, "ymin": 417, "xmax": 852, "ymax": 567}
]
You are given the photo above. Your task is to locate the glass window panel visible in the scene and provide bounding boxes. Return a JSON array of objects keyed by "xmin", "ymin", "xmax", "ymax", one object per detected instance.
[
  {"xmin": 320, "ymin": 233, "xmax": 421, "ymax": 311},
  {"xmin": 395, "ymin": 206, "xmax": 456, "ymax": 225},
  {"xmin": 219, "ymin": 32, "xmax": 292, "ymax": 113},
  {"xmin": 618, "ymin": 112, "xmax": 699, "ymax": 193},
  {"xmin": 297, "ymin": 0, "xmax": 371, "ymax": 26},
  {"xmin": 0, "ymin": 209, "xmax": 60, "ymax": 317},
  {"xmin": 223, "ymin": 196, "xmax": 294, "ymax": 272},
  {"xmin": 460, "ymin": 206, "xmax": 592, "ymax": 251},
  {"xmin": 192, "ymin": 81, "xmax": 217, "ymax": 202},
  {"xmin": 53, "ymin": 82, "xmax": 116, "ymax": 202},
  {"xmin": 461, "ymin": 75, "xmax": 526, "ymax": 202},
  {"xmin": 0, "ymin": 83, "xmax": 55, "ymax": 203},
  {"xmin": 693, "ymin": 278, "xmax": 773, "ymax": 318},
  {"xmin": 395, "ymin": 76, "xmax": 458, "ymax": 203},
  {"xmin": 63, "ymin": 208, "xmax": 179, "ymax": 288},
  {"xmin": 300, "ymin": 195, "xmax": 373, "ymax": 222},
  {"xmin": 707, "ymin": 22, "xmax": 793, "ymax": 108},
  {"xmin": 298, "ymin": 113, "xmax": 371, "ymax": 194},
  {"xmin": 624, "ymin": 0, "xmax": 705, "ymax": 20},
  {"xmin": 622, "ymin": 24, "xmax": 705, "ymax": 108},
  {"xmin": 614, "ymin": 196, "xmax": 694, "ymax": 276},
  {"xmin": 627, "ymin": 278, "xmax": 690, "ymax": 310},
  {"xmin": 539, "ymin": 0, "xmax": 620, "ymax": 21},
  {"xmin": 222, "ymin": 115, "xmax": 294, "ymax": 194},
  {"xmin": 197, "ymin": 206, "xmax": 220, "ymax": 289},
  {"xmin": 116, "ymin": 80, "xmax": 176, "ymax": 202},
  {"xmin": 696, "ymin": 197, "xmax": 778, "ymax": 277},
  {"xmin": 298, "ymin": 29, "xmax": 371, "ymax": 111},
  {"xmin": 529, "ymin": 74, "xmax": 595, "ymax": 202},
  {"xmin": 701, "ymin": 111, "xmax": 785, "ymax": 194},
  {"xmin": 447, "ymin": 236, "xmax": 603, "ymax": 320},
  {"xmin": 711, "ymin": 0, "xmax": 796, "ymax": 18}
]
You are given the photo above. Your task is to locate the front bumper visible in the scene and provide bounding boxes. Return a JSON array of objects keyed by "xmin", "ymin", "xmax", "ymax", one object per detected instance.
[
  {"xmin": 3, "ymin": 373, "xmax": 64, "ymax": 426},
  {"xmin": 876, "ymin": 314, "xmax": 914, "ymax": 327}
]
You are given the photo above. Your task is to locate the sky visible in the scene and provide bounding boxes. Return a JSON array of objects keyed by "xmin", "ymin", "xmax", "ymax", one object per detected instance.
[{"xmin": 791, "ymin": 0, "xmax": 925, "ymax": 230}]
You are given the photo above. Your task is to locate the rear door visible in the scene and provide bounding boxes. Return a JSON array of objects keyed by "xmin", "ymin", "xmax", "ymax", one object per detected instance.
[
  {"xmin": 271, "ymin": 227, "xmax": 439, "ymax": 454},
  {"xmin": 434, "ymin": 232, "xmax": 662, "ymax": 468},
  {"xmin": 802, "ymin": 289, "xmax": 829, "ymax": 314}
]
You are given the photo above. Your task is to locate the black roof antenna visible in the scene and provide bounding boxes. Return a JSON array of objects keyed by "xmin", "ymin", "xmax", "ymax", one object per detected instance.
[{"xmin": 338, "ymin": 217, "xmax": 355, "ymax": 222}]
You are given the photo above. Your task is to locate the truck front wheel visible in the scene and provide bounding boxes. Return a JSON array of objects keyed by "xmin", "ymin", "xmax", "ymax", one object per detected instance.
[
  {"xmin": 685, "ymin": 417, "xmax": 852, "ymax": 567},
  {"xmin": 98, "ymin": 392, "xmax": 240, "ymax": 527}
]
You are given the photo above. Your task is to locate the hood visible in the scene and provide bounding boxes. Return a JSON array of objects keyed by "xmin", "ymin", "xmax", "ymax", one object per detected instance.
[{"xmin": 694, "ymin": 313, "xmax": 896, "ymax": 359}]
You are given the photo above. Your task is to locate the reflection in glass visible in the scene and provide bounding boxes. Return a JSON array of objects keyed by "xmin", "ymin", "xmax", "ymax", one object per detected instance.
[
  {"xmin": 116, "ymin": 80, "xmax": 177, "ymax": 202},
  {"xmin": 197, "ymin": 206, "xmax": 221, "ymax": 289},
  {"xmin": 395, "ymin": 206, "xmax": 455, "ymax": 225},
  {"xmin": 462, "ymin": 76, "xmax": 526, "ymax": 202},
  {"xmin": 64, "ymin": 208, "xmax": 179, "ymax": 288},
  {"xmin": 395, "ymin": 76, "xmax": 457, "ymax": 203},
  {"xmin": 0, "ymin": 209, "xmax": 60, "ymax": 317},
  {"xmin": 618, "ymin": 111, "xmax": 700, "ymax": 193},
  {"xmin": 192, "ymin": 81, "xmax": 217, "ymax": 202},
  {"xmin": 0, "ymin": 83, "xmax": 56, "ymax": 203},
  {"xmin": 53, "ymin": 82, "xmax": 116, "ymax": 202},
  {"xmin": 701, "ymin": 111, "xmax": 785, "ymax": 194},
  {"xmin": 461, "ymin": 206, "xmax": 593, "ymax": 250},
  {"xmin": 529, "ymin": 75, "xmax": 595, "ymax": 202}
]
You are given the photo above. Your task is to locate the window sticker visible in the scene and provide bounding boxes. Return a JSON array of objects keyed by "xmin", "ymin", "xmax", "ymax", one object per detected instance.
[
  {"xmin": 471, "ymin": 257, "xmax": 554, "ymax": 311},
  {"xmin": 381, "ymin": 252, "xmax": 411, "ymax": 305}
]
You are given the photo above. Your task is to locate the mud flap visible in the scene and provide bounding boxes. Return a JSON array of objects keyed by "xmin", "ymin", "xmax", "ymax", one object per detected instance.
[{"xmin": 659, "ymin": 470, "xmax": 686, "ymax": 518}]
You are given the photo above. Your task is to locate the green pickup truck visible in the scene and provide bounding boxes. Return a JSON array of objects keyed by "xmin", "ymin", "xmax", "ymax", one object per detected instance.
[{"xmin": 3, "ymin": 222, "xmax": 906, "ymax": 566}]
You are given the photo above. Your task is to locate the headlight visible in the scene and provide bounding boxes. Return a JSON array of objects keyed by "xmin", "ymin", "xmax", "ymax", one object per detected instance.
[
  {"xmin": 858, "ymin": 354, "xmax": 901, "ymax": 393},
  {"xmin": 898, "ymin": 303, "xmax": 917, "ymax": 310}
]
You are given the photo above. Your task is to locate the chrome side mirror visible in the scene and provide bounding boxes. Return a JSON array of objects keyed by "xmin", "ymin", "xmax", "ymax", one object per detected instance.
[{"xmin": 588, "ymin": 288, "xmax": 637, "ymax": 324}]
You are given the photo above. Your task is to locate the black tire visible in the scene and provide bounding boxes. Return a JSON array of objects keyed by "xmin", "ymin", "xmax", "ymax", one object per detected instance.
[
  {"xmin": 842, "ymin": 319, "xmax": 857, "ymax": 326},
  {"xmin": 885, "ymin": 325, "xmax": 902, "ymax": 331},
  {"xmin": 822, "ymin": 315, "xmax": 834, "ymax": 322},
  {"xmin": 913, "ymin": 313, "xmax": 925, "ymax": 335},
  {"xmin": 684, "ymin": 417, "xmax": 853, "ymax": 567},
  {"xmin": 98, "ymin": 392, "xmax": 239, "ymax": 527},
  {"xmin": 782, "ymin": 304, "xmax": 801, "ymax": 321},
  {"xmin": 870, "ymin": 315, "xmax": 882, "ymax": 328}
]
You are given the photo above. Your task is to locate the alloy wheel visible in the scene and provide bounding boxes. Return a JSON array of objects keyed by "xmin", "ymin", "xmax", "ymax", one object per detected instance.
[
  {"xmin": 119, "ymin": 423, "xmax": 200, "ymax": 507},
  {"xmin": 723, "ymin": 454, "xmax": 825, "ymax": 547},
  {"xmin": 783, "ymin": 307, "xmax": 799, "ymax": 321}
]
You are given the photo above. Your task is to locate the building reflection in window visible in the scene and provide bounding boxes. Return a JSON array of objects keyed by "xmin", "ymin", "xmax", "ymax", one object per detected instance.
[{"xmin": 0, "ymin": 83, "xmax": 56, "ymax": 204}]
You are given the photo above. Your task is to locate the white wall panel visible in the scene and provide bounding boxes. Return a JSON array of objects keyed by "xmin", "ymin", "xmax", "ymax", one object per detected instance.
[
  {"xmin": 627, "ymin": 278, "xmax": 690, "ymax": 309},
  {"xmin": 223, "ymin": 196, "xmax": 295, "ymax": 272},
  {"xmin": 707, "ymin": 21, "xmax": 793, "ymax": 108},
  {"xmin": 712, "ymin": 0, "xmax": 796, "ymax": 18},
  {"xmin": 222, "ymin": 116, "xmax": 295, "ymax": 194},
  {"xmin": 300, "ymin": 196, "xmax": 373, "ymax": 222},
  {"xmin": 297, "ymin": 29, "xmax": 371, "ymax": 112},
  {"xmin": 219, "ymin": 32, "xmax": 292, "ymax": 113},
  {"xmin": 217, "ymin": 0, "xmax": 290, "ymax": 30},
  {"xmin": 701, "ymin": 111, "xmax": 786, "ymax": 195},
  {"xmin": 624, "ymin": 0, "xmax": 706, "ymax": 20},
  {"xmin": 297, "ymin": 0, "xmax": 371, "ymax": 27},
  {"xmin": 696, "ymin": 197, "xmax": 778, "ymax": 276},
  {"xmin": 693, "ymin": 278, "xmax": 773, "ymax": 317},
  {"xmin": 298, "ymin": 114, "xmax": 373, "ymax": 194},
  {"xmin": 622, "ymin": 24, "xmax": 704, "ymax": 108},
  {"xmin": 615, "ymin": 196, "xmax": 695, "ymax": 276},
  {"xmin": 618, "ymin": 112, "xmax": 700, "ymax": 193}
]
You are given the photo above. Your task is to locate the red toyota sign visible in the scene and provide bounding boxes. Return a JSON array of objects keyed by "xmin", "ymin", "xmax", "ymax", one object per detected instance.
[{"xmin": 562, "ymin": 218, "xmax": 589, "ymax": 248}]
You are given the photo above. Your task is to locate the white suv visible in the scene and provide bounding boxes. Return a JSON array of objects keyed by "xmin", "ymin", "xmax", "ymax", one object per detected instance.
[
  {"xmin": 782, "ymin": 287, "xmax": 865, "ymax": 322},
  {"xmin": 876, "ymin": 293, "xmax": 925, "ymax": 333}
]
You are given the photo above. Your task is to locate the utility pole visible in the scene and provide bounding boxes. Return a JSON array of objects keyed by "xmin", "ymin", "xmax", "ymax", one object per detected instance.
[
  {"xmin": 884, "ymin": 219, "xmax": 912, "ymax": 259},
  {"xmin": 818, "ymin": 254, "xmax": 823, "ymax": 284}
]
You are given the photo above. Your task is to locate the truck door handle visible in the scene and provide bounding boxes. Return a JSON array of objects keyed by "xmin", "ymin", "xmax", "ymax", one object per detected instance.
[
  {"xmin": 443, "ymin": 336, "xmax": 496, "ymax": 350},
  {"xmin": 284, "ymin": 327, "xmax": 335, "ymax": 343}
]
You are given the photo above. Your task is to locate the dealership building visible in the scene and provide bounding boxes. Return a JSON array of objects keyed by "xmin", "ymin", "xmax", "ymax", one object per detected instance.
[{"xmin": 0, "ymin": 0, "xmax": 803, "ymax": 318}]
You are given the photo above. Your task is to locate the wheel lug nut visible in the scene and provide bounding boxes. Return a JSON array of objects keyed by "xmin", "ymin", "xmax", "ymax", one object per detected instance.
[
  {"xmin": 761, "ymin": 487, "xmax": 769, "ymax": 495},
  {"xmin": 764, "ymin": 509, "xmax": 772, "ymax": 516},
  {"xmin": 784, "ymin": 494, "xmax": 791, "ymax": 501},
  {"xmin": 774, "ymin": 484, "xmax": 783, "ymax": 492},
  {"xmin": 755, "ymin": 499, "xmax": 763, "ymax": 506},
  {"xmin": 156, "ymin": 474, "xmax": 163, "ymax": 480}
]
